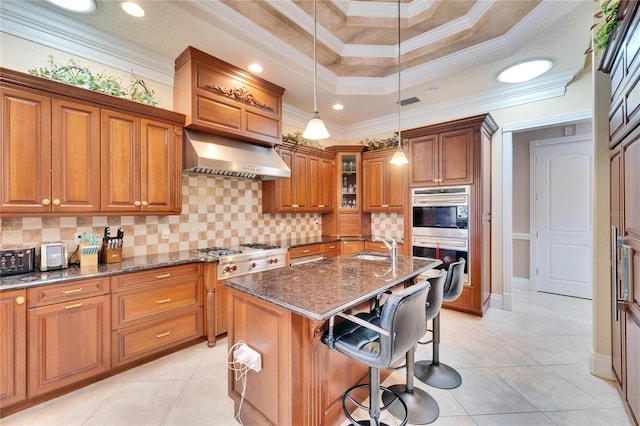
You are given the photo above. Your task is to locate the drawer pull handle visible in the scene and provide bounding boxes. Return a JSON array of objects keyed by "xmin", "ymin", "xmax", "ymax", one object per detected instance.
[
  {"xmin": 156, "ymin": 331, "xmax": 171, "ymax": 338},
  {"xmin": 156, "ymin": 273, "xmax": 171, "ymax": 278},
  {"xmin": 156, "ymin": 298, "xmax": 172, "ymax": 304},
  {"xmin": 328, "ymin": 245, "xmax": 336, "ymax": 249},
  {"xmin": 303, "ymin": 250, "xmax": 310, "ymax": 253},
  {"xmin": 63, "ymin": 288, "xmax": 83, "ymax": 294},
  {"xmin": 64, "ymin": 302, "xmax": 83, "ymax": 310}
]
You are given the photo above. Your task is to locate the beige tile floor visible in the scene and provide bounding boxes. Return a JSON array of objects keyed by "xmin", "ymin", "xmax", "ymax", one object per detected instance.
[{"xmin": 2, "ymin": 289, "xmax": 633, "ymax": 426}]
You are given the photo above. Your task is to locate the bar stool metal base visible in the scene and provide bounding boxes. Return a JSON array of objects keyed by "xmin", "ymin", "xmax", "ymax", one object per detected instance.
[
  {"xmin": 342, "ymin": 383, "xmax": 408, "ymax": 426},
  {"xmin": 414, "ymin": 360, "xmax": 462, "ymax": 389},
  {"xmin": 383, "ymin": 384, "xmax": 439, "ymax": 425}
]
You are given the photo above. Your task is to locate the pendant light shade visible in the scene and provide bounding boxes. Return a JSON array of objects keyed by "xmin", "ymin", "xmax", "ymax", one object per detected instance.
[
  {"xmin": 303, "ymin": 0, "xmax": 330, "ymax": 140},
  {"xmin": 390, "ymin": 0, "xmax": 408, "ymax": 165}
]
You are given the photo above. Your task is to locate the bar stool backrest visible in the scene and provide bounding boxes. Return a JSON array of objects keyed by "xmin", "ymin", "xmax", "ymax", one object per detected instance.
[
  {"xmin": 443, "ymin": 258, "xmax": 466, "ymax": 302},
  {"xmin": 425, "ymin": 270, "xmax": 446, "ymax": 321}
]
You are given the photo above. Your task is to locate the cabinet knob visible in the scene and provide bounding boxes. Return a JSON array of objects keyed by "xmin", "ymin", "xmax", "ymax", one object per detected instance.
[
  {"xmin": 16, "ymin": 296, "xmax": 25, "ymax": 305},
  {"xmin": 42, "ymin": 198, "xmax": 51, "ymax": 206},
  {"xmin": 141, "ymin": 201, "xmax": 148, "ymax": 207},
  {"xmin": 53, "ymin": 199, "xmax": 61, "ymax": 206},
  {"xmin": 134, "ymin": 200, "xmax": 142, "ymax": 207}
]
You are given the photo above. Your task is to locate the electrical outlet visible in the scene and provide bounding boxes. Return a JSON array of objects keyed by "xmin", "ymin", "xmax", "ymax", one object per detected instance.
[
  {"xmin": 161, "ymin": 227, "xmax": 170, "ymax": 240},
  {"xmin": 233, "ymin": 343, "xmax": 262, "ymax": 372}
]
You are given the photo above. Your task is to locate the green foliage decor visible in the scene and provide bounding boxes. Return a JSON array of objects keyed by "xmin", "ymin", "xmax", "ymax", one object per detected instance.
[
  {"xmin": 587, "ymin": 0, "xmax": 621, "ymax": 54},
  {"xmin": 28, "ymin": 56, "xmax": 158, "ymax": 106},
  {"xmin": 282, "ymin": 132, "xmax": 325, "ymax": 149},
  {"xmin": 360, "ymin": 136, "xmax": 402, "ymax": 151}
]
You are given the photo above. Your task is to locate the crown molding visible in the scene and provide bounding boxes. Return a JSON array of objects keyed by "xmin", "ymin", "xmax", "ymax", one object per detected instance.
[{"xmin": 0, "ymin": 0, "xmax": 174, "ymax": 86}]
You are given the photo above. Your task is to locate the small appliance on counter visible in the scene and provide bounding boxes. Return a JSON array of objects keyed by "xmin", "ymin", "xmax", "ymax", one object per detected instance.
[
  {"xmin": 40, "ymin": 241, "xmax": 68, "ymax": 271},
  {"xmin": 0, "ymin": 247, "xmax": 36, "ymax": 276}
]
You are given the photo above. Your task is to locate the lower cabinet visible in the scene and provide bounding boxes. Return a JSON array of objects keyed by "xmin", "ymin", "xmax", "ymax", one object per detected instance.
[
  {"xmin": 0, "ymin": 289, "xmax": 26, "ymax": 408},
  {"xmin": 341, "ymin": 240, "xmax": 363, "ymax": 255},
  {"xmin": 110, "ymin": 264, "xmax": 203, "ymax": 366},
  {"xmin": 27, "ymin": 278, "xmax": 111, "ymax": 397}
]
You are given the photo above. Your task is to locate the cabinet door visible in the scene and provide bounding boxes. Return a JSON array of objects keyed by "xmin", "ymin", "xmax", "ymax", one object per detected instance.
[
  {"xmin": 409, "ymin": 134, "xmax": 438, "ymax": 187},
  {"xmin": 28, "ymin": 294, "xmax": 110, "ymax": 397},
  {"xmin": 0, "ymin": 289, "xmax": 26, "ymax": 407},
  {"xmin": 439, "ymin": 127, "xmax": 473, "ymax": 185},
  {"xmin": 363, "ymin": 156, "xmax": 385, "ymax": 211},
  {"xmin": 101, "ymin": 110, "xmax": 140, "ymax": 211},
  {"xmin": 140, "ymin": 119, "xmax": 178, "ymax": 213},
  {"xmin": 318, "ymin": 157, "xmax": 334, "ymax": 210},
  {"xmin": 292, "ymin": 151, "xmax": 308, "ymax": 209},
  {"xmin": 1, "ymin": 88, "xmax": 51, "ymax": 213},
  {"xmin": 277, "ymin": 148, "xmax": 294, "ymax": 210},
  {"xmin": 51, "ymin": 99, "xmax": 101, "ymax": 213},
  {"xmin": 386, "ymin": 160, "xmax": 406, "ymax": 210}
]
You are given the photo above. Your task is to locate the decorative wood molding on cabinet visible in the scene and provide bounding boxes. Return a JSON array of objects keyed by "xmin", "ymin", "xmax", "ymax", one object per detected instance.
[
  {"xmin": 173, "ymin": 46, "xmax": 285, "ymax": 146},
  {"xmin": 0, "ymin": 67, "xmax": 185, "ymax": 217}
]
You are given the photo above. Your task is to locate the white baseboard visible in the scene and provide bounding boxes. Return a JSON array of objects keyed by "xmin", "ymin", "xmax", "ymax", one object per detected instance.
[
  {"xmin": 590, "ymin": 351, "xmax": 615, "ymax": 381},
  {"xmin": 512, "ymin": 277, "xmax": 530, "ymax": 290}
]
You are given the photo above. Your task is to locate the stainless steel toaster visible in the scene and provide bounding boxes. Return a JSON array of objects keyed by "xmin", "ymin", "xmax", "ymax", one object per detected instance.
[
  {"xmin": 40, "ymin": 242, "xmax": 68, "ymax": 271},
  {"xmin": 0, "ymin": 247, "xmax": 36, "ymax": 276}
]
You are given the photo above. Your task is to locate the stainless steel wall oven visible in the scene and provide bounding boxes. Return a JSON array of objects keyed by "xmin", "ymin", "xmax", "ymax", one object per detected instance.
[{"xmin": 412, "ymin": 186, "xmax": 469, "ymax": 281}]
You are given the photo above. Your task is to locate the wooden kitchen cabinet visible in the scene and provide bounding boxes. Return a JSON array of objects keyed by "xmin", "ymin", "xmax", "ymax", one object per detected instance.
[
  {"xmin": 323, "ymin": 146, "xmax": 371, "ymax": 237},
  {"xmin": 362, "ymin": 148, "xmax": 407, "ymax": 212},
  {"xmin": 0, "ymin": 289, "xmax": 27, "ymax": 409},
  {"xmin": 101, "ymin": 111, "xmax": 182, "ymax": 214},
  {"xmin": 262, "ymin": 141, "xmax": 335, "ymax": 213},
  {"xmin": 0, "ymin": 67, "xmax": 185, "ymax": 217},
  {"xmin": 1, "ymin": 88, "xmax": 100, "ymax": 215},
  {"xmin": 110, "ymin": 264, "xmax": 203, "ymax": 366},
  {"xmin": 341, "ymin": 240, "xmax": 364, "ymax": 255},
  {"xmin": 174, "ymin": 46, "xmax": 285, "ymax": 146},
  {"xmin": 407, "ymin": 126, "xmax": 474, "ymax": 187},
  {"xmin": 26, "ymin": 278, "xmax": 111, "ymax": 397}
]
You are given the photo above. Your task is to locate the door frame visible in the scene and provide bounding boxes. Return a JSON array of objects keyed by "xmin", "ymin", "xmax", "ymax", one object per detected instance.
[
  {"xmin": 501, "ymin": 111, "xmax": 591, "ymax": 311},
  {"xmin": 529, "ymin": 134, "xmax": 594, "ymax": 296}
]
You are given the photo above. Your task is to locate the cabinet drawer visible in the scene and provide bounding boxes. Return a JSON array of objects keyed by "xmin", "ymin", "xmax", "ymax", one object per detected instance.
[
  {"xmin": 27, "ymin": 278, "xmax": 109, "ymax": 308},
  {"xmin": 364, "ymin": 241, "xmax": 390, "ymax": 253},
  {"xmin": 112, "ymin": 308, "xmax": 203, "ymax": 366},
  {"xmin": 111, "ymin": 264, "xmax": 201, "ymax": 292},
  {"xmin": 112, "ymin": 279, "xmax": 202, "ymax": 329},
  {"xmin": 289, "ymin": 244, "xmax": 323, "ymax": 259},
  {"xmin": 323, "ymin": 242, "xmax": 341, "ymax": 258}
]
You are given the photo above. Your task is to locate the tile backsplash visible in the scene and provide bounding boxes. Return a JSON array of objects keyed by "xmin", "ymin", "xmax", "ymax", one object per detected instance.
[{"xmin": 0, "ymin": 174, "xmax": 404, "ymax": 257}]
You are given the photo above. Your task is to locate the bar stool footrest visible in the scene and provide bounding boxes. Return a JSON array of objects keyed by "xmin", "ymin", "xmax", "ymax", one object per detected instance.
[{"xmin": 342, "ymin": 383, "xmax": 409, "ymax": 426}]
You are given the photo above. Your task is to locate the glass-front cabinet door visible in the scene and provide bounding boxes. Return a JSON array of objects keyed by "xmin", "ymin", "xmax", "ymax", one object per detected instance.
[{"xmin": 340, "ymin": 154, "xmax": 358, "ymax": 210}]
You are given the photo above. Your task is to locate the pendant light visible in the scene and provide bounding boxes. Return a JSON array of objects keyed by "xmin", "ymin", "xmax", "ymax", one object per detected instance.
[
  {"xmin": 389, "ymin": 0, "xmax": 409, "ymax": 165},
  {"xmin": 302, "ymin": 0, "xmax": 330, "ymax": 140}
]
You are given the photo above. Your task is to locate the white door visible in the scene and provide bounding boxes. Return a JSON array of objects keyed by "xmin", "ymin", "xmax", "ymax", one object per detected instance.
[{"xmin": 532, "ymin": 137, "xmax": 593, "ymax": 299}]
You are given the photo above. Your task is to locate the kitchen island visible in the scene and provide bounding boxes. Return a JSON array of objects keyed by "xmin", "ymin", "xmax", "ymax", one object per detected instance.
[{"xmin": 224, "ymin": 253, "xmax": 440, "ymax": 426}]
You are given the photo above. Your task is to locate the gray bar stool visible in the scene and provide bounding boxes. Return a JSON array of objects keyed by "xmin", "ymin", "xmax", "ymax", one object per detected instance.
[
  {"xmin": 382, "ymin": 270, "xmax": 445, "ymax": 424},
  {"xmin": 322, "ymin": 280, "xmax": 431, "ymax": 426},
  {"xmin": 414, "ymin": 258, "xmax": 466, "ymax": 389}
]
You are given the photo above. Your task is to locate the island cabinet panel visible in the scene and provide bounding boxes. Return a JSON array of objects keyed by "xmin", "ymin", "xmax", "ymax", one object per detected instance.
[
  {"xmin": 602, "ymin": 3, "xmax": 640, "ymax": 422},
  {"xmin": 111, "ymin": 264, "xmax": 204, "ymax": 366},
  {"xmin": 262, "ymin": 142, "xmax": 335, "ymax": 213},
  {"xmin": 0, "ymin": 289, "xmax": 27, "ymax": 409},
  {"xmin": 173, "ymin": 46, "xmax": 285, "ymax": 146},
  {"xmin": 26, "ymin": 277, "xmax": 111, "ymax": 397}
]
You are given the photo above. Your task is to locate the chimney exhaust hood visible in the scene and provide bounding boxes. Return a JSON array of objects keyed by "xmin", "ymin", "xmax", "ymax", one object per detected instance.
[{"xmin": 183, "ymin": 130, "xmax": 291, "ymax": 180}]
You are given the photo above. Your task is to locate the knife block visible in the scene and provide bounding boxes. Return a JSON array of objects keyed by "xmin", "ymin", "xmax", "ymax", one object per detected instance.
[
  {"xmin": 78, "ymin": 243, "xmax": 99, "ymax": 266},
  {"xmin": 101, "ymin": 243, "xmax": 122, "ymax": 264}
]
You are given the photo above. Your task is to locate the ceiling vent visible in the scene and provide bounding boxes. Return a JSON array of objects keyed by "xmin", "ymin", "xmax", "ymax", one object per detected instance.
[{"xmin": 399, "ymin": 96, "xmax": 421, "ymax": 106}]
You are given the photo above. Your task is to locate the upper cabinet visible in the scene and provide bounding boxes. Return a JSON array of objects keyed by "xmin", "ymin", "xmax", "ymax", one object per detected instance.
[
  {"xmin": 0, "ymin": 68, "xmax": 185, "ymax": 217},
  {"xmin": 262, "ymin": 142, "xmax": 335, "ymax": 213},
  {"xmin": 407, "ymin": 127, "xmax": 474, "ymax": 187},
  {"xmin": 173, "ymin": 46, "xmax": 285, "ymax": 146},
  {"xmin": 362, "ymin": 148, "xmax": 407, "ymax": 212}
]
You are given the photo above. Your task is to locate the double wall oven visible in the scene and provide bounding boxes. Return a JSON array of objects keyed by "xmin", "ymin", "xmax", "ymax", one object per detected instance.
[{"xmin": 412, "ymin": 186, "xmax": 469, "ymax": 281}]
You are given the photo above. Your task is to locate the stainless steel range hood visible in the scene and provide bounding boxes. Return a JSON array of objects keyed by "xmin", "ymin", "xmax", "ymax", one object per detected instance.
[{"xmin": 183, "ymin": 130, "xmax": 291, "ymax": 180}]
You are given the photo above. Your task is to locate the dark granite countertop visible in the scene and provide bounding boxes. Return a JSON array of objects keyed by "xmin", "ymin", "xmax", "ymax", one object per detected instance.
[
  {"xmin": 277, "ymin": 235, "xmax": 404, "ymax": 249},
  {"xmin": 0, "ymin": 250, "xmax": 213, "ymax": 291},
  {"xmin": 224, "ymin": 254, "xmax": 441, "ymax": 321}
]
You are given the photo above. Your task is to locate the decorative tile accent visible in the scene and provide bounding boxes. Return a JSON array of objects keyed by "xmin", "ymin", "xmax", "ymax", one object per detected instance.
[{"xmin": 0, "ymin": 175, "xmax": 404, "ymax": 257}]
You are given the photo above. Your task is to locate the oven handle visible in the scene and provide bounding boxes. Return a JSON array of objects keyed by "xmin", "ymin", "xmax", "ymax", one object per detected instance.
[
  {"xmin": 412, "ymin": 195, "xmax": 468, "ymax": 206},
  {"xmin": 413, "ymin": 237, "xmax": 468, "ymax": 250}
]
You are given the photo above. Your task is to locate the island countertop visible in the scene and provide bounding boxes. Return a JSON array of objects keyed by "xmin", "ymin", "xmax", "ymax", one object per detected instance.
[{"xmin": 224, "ymin": 253, "xmax": 441, "ymax": 321}]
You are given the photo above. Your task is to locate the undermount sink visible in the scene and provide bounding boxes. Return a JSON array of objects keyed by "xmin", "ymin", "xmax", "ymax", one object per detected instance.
[{"xmin": 351, "ymin": 252, "xmax": 391, "ymax": 261}]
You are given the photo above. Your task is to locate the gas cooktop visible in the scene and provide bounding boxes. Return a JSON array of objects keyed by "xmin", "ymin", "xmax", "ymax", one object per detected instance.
[{"xmin": 197, "ymin": 243, "xmax": 283, "ymax": 259}]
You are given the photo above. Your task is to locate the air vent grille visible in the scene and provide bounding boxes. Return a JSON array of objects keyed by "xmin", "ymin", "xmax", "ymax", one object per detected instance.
[
  {"xmin": 399, "ymin": 96, "xmax": 420, "ymax": 106},
  {"xmin": 191, "ymin": 167, "xmax": 258, "ymax": 180}
]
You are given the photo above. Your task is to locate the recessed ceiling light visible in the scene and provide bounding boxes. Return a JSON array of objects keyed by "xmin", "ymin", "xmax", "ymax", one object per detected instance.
[
  {"xmin": 497, "ymin": 59, "xmax": 554, "ymax": 83},
  {"xmin": 332, "ymin": 104, "xmax": 344, "ymax": 110},
  {"xmin": 248, "ymin": 63, "xmax": 263, "ymax": 73},
  {"xmin": 425, "ymin": 86, "xmax": 439, "ymax": 93},
  {"xmin": 122, "ymin": 2, "xmax": 145, "ymax": 17},
  {"xmin": 45, "ymin": 0, "xmax": 96, "ymax": 13}
]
